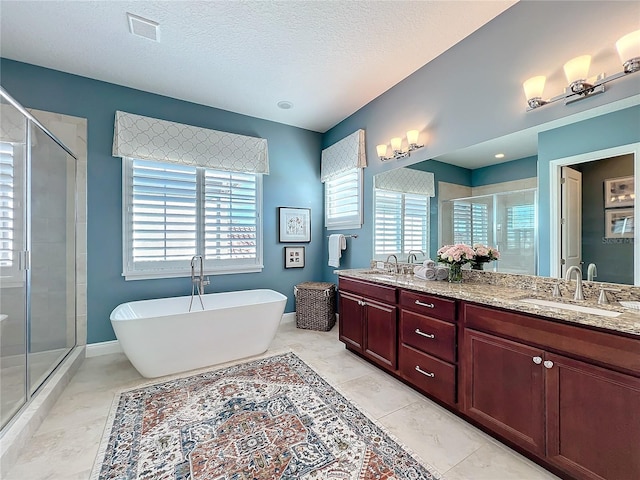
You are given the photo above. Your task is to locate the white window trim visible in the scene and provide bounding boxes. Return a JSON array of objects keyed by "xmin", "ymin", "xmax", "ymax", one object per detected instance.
[
  {"xmin": 122, "ymin": 158, "xmax": 263, "ymax": 280},
  {"xmin": 324, "ymin": 168, "xmax": 363, "ymax": 231}
]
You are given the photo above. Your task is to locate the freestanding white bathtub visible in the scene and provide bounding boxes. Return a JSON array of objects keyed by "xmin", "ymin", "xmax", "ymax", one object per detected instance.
[{"xmin": 109, "ymin": 289, "xmax": 287, "ymax": 378}]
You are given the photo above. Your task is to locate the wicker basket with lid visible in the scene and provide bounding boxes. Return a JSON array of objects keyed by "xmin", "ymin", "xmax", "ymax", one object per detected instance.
[{"xmin": 293, "ymin": 282, "xmax": 336, "ymax": 331}]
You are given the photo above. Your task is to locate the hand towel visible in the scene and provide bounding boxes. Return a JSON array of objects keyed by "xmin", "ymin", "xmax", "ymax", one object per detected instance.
[
  {"xmin": 413, "ymin": 265, "xmax": 437, "ymax": 280},
  {"xmin": 423, "ymin": 259, "xmax": 436, "ymax": 268},
  {"xmin": 435, "ymin": 266, "xmax": 449, "ymax": 281},
  {"xmin": 328, "ymin": 234, "xmax": 346, "ymax": 268}
]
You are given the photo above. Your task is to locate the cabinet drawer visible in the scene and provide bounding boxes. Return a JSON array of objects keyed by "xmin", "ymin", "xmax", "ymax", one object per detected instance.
[
  {"xmin": 339, "ymin": 277, "xmax": 397, "ymax": 304},
  {"xmin": 399, "ymin": 344, "xmax": 456, "ymax": 405},
  {"xmin": 400, "ymin": 310, "xmax": 456, "ymax": 363},
  {"xmin": 400, "ymin": 290, "xmax": 456, "ymax": 322}
]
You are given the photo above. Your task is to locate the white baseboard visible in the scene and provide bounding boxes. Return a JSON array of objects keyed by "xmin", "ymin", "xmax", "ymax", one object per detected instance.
[
  {"xmin": 281, "ymin": 312, "xmax": 296, "ymax": 324},
  {"xmin": 85, "ymin": 340, "xmax": 122, "ymax": 357}
]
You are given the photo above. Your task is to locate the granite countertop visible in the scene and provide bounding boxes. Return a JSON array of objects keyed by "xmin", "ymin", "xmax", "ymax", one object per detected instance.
[{"xmin": 336, "ymin": 269, "xmax": 640, "ymax": 337}]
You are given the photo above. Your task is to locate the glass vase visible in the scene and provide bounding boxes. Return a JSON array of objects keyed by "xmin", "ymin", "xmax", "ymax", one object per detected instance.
[{"xmin": 448, "ymin": 263, "xmax": 463, "ymax": 283}]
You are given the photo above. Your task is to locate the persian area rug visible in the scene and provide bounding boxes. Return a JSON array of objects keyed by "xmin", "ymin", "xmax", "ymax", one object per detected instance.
[{"xmin": 91, "ymin": 352, "xmax": 440, "ymax": 479}]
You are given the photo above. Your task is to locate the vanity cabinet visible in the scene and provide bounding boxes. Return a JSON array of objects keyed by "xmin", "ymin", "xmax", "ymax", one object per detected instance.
[
  {"xmin": 338, "ymin": 278, "xmax": 398, "ymax": 370},
  {"xmin": 398, "ymin": 290, "xmax": 458, "ymax": 406},
  {"xmin": 462, "ymin": 303, "xmax": 640, "ymax": 480}
]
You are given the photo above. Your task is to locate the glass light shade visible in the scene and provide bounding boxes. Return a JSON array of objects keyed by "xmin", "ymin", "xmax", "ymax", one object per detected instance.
[
  {"xmin": 376, "ymin": 144, "xmax": 388, "ymax": 157},
  {"xmin": 390, "ymin": 137, "xmax": 403, "ymax": 151},
  {"xmin": 406, "ymin": 130, "xmax": 420, "ymax": 146},
  {"xmin": 563, "ymin": 55, "xmax": 591, "ymax": 83},
  {"xmin": 523, "ymin": 76, "xmax": 546, "ymax": 100},
  {"xmin": 616, "ymin": 30, "xmax": 640, "ymax": 68}
]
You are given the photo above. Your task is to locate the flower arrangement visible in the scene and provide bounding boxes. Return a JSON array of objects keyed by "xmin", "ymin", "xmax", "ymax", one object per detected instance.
[
  {"xmin": 436, "ymin": 244, "xmax": 476, "ymax": 266},
  {"xmin": 471, "ymin": 244, "xmax": 500, "ymax": 270}
]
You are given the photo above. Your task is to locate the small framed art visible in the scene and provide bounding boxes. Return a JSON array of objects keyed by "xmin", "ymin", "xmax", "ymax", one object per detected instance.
[
  {"xmin": 605, "ymin": 208, "xmax": 634, "ymax": 238},
  {"xmin": 604, "ymin": 176, "xmax": 635, "ymax": 208},
  {"xmin": 284, "ymin": 246, "xmax": 305, "ymax": 268},
  {"xmin": 278, "ymin": 207, "xmax": 311, "ymax": 243}
]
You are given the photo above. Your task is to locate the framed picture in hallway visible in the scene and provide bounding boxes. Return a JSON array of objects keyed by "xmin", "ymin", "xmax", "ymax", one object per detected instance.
[
  {"xmin": 605, "ymin": 208, "xmax": 634, "ymax": 238},
  {"xmin": 278, "ymin": 207, "xmax": 311, "ymax": 242},
  {"xmin": 604, "ymin": 176, "xmax": 634, "ymax": 208},
  {"xmin": 284, "ymin": 246, "xmax": 305, "ymax": 268}
]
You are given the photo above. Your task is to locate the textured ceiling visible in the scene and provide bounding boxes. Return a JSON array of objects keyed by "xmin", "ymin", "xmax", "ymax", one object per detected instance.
[{"xmin": 0, "ymin": 0, "xmax": 516, "ymax": 132}]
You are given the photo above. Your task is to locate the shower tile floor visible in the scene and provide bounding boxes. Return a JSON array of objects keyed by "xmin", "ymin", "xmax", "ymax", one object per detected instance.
[{"xmin": 4, "ymin": 321, "xmax": 560, "ymax": 480}]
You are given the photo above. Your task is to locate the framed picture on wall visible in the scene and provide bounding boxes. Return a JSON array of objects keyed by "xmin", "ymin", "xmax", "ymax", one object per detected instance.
[
  {"xmin": 604, "ymin": 176, "xmax": 634, "ymax": 208},
  {"xmin": 278, "ymin": 207, "xmax": 311, "ymax": 242},
  {"xmin": 284, "ymin": 246, "xmax": 305, "ymax": 268},
  {"xmin": 605, "ymin": 208, "xmax": 634, "ymax": 238}
]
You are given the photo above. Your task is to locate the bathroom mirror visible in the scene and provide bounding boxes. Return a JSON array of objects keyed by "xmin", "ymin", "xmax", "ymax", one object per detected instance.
[{"xmin": 375, "ymin": 100, "xmax": 640, "ymax": 285}]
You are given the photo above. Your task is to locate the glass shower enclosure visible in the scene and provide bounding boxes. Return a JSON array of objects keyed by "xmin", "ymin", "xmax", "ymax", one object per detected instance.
[
  {"xmin": 0, "ymin": 88, "xmax": 77, "ymax": 430},
  {"xmin": 440, "ymin": 189, "xmax": 537, "ymax": 274}
]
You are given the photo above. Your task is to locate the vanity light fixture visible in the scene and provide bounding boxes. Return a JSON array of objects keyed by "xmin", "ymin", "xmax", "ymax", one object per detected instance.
[
  {"xmin": 376, "ymin": 129, "xmax": 425, "ymax": 162},
  {"xmin": 523, "ymin": 29, "xmax": 640, "ymax": 111}
]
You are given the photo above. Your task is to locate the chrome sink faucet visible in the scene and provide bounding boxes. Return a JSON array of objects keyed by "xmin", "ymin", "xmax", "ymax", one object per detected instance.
[
  {"xmin": 565, "ymin": 265, "xmax": 584, "ymax": 301},
  {"xmin": 407, "ymin": 249, "xmax": 425, "ymax": 264},
  {"xmin": 385, "ymin": 254, "xmax": 399, "ymax": 274}
]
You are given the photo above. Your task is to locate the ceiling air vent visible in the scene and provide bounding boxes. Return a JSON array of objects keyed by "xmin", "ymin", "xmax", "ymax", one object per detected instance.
[{"xmin": 127, "ymin": 13, "xmax": 159, "ymax": 42}]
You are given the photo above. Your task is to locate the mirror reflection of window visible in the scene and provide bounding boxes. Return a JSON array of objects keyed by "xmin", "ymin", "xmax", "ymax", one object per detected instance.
[
  {"xmin": 0, "ymin": 142, "xmax": 15, "ymax": 271},
  {"xmin": 373, "ymin": 168, "xmax": 434, "ymax": 261}
]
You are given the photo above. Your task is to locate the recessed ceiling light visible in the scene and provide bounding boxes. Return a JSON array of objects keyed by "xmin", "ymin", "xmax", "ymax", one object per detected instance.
[
  {"xmin": 495, "ymin": 153, "xmax": 505, "ymax": 159},
  {"xmin": 277, "ymin": 101, "xmax": 293, "ymax": 110},
  {"xmin": 127, "ymin": 13, "xmax": 160, "ymax": 42}
]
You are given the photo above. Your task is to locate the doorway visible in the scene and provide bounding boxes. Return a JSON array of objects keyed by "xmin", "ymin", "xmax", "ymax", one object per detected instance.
[{"xmin": 549, "ymin": 143, "xmax": 639, "ymax": 285}]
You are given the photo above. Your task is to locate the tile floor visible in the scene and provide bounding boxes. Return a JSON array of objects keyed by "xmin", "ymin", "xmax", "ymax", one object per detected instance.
[{"xmin": 4, "ymin": 321, "xmax": 560, "ymax": 480}]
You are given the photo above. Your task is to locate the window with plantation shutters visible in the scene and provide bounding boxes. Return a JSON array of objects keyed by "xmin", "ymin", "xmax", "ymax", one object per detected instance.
[
  {"xmin": 123, "ymin": 158, "xmax": 262, "ymax": 279},
  {"xmin": 324, "ymin": 168, "xmax": 362, "ymax": 230},
  {"xmin": 374, "ymin": 189, "xmax": 429, "ymax": 258},
  {"xmin": 452, "ymin": 201, "xmax": 489, "ymax": 246}
]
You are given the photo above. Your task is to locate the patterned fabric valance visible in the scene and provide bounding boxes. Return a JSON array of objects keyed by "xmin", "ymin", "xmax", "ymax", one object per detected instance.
[
  {"xmin": 320, "ymin": 129, "xmax": 366, "ymax": 182},
  {"xmin": 112, "ymin": 111, "xmax": 269, "ymax": 174},
  {"xmin": 374, "ymin": 168, "xmax": 435, "ymax": 197}
]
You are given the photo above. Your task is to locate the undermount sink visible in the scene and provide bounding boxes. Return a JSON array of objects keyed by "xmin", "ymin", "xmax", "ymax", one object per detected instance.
[
  {"xmin": 359, "ymin": 271, "xmax": 398, "ymax": 280},
  {"xmin": 519, "ymin": 298, "xmax": 621, "ymax": 318}
]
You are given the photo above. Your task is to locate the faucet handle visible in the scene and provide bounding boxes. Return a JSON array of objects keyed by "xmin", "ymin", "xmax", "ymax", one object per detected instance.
[
  {"xmin": 552, "ymin": 283, "xmax": 562, "ymax": 298},
  {"xmin": 597, "ymin": 288, "xmax": 621, "ymax": 305}
]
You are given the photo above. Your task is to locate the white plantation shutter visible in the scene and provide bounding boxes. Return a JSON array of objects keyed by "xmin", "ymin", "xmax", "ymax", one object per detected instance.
[
  {"xmin": 0, "ymin": 143, "xmax": 15, "ymax": 270},
  {"xmin": 452, "ymin": 201, "xmax": 489, "ymax": 246},
  {"xmin": 325, "ymin": 168, "xmax": 362, "ymax": 230},
  {"xmin": 374, "ymin": 189, "xmax": 429, "ymax": 257},
  {"xmin": 123, "ymin": 158, "xmax": 262, "ymax": 279},
  {"xmin": 204, "ymin": 170, "xmax": 258, "ymax": 261}
]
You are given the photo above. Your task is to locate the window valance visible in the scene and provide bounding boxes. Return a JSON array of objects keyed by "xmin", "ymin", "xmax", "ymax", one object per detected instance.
[
  {"xmin": 374, "ymin": 168, "xmax": 435, "ymax": 197},
  {"xmin": 320, "ymin": 129, "xmax": 366, "ymax": 182},
  {"xmin": 112, "ymin": 111, "xmax": 269, "ymax": 174}
]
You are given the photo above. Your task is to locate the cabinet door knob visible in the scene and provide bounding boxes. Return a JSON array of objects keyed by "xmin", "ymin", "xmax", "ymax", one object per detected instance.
[
  {"xmin": 415, "ymin": 300, "xmax": 435, "ymax": 308},
  {"xmin": 543, "ymin": 360, "xmax": 554, "ymax": 369},
  {"xmin": 358, "ymin": 300, "xmax": 366, "ymax": 306},
  {"xmin": 532, "ymin": 356, "xmax": 542, "ymax": 364},
  {"xmin": 415, "ymin": 365, "xmax": 435, "ymax": 378},
  {"xmin": 415, "ymin": 328, "xmax": 435, "ymax": 339}
]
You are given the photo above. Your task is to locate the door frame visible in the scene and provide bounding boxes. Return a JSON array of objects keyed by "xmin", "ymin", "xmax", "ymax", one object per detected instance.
[{"xmin": 549, "ymin": 142, "xmax": 640, "ymax": 285}]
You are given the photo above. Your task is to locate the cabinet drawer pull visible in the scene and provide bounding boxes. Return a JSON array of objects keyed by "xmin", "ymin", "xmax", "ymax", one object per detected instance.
[
  {"xmin": 415, "ymin": 328, "xmax": 435, "ymax": 339},
  {"xmin": 532, "ymin": 356, "xmax": 542, "ymax": 365},
  {"xmin": 543, "ymin": 360, "xmax": 554, "ymax": 369},
  {"xmin": 415, "ymin": 365, "xmax": 435, "ymax": 377},
  {"xmin": 415, "ymin": 300, "xmax": 435, "ymax": 308}
]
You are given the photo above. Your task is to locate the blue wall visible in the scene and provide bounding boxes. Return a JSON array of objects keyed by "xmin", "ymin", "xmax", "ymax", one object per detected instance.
[
  {"xmin": 1, "ymin": 59, "xmax": 323, "ymax": 344},
  {"xmin": 471, "ymin": 156, "xmax": 537, "ymax": 187},
  {"xmin": 537, "ymin": 105, "xmax": 640, "ymax": 276}
]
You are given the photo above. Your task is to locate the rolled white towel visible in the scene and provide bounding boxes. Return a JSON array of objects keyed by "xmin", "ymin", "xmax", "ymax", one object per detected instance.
[
  {"xmin": 435, "ymin": 266, "xmax": 449, "ymax": 281},
  {"xmin": 423, "ymin": 259, "xmax": 436, "ymax": 268},
  {"xmin": 413, "ymin": 265, "xmax": 437, "ymax": 280}
]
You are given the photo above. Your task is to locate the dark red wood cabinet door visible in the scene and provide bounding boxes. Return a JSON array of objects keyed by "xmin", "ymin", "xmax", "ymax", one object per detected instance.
[
  {"xmin": 545, "ymin": 353, "xmax": 640, "ymax": 480},
  {"xmin": 462, "ymin": 329, "xmax": 545, "ymax": 455},
  {"xmin": 364, "ymin": 299, "xmax": 397, "ymax": 370},
  {"xmin": 338, "ymin": 291, "xmax": 364, "ymax": 352}
]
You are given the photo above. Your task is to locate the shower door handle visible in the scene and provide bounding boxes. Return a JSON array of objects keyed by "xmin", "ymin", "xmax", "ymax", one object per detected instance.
[{"xmin": 18, "ymin": 251, "xmax": 31, "ymax": 270}]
